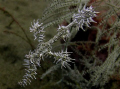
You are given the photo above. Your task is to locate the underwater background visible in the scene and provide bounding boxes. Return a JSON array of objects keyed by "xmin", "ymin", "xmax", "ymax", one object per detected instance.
[{"xmin": 0, "ymin": 0, "xmax": 120, "ymax": 89}]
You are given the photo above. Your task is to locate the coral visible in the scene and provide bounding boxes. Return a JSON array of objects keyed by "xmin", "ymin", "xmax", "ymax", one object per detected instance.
[{"xmin": 18, "ymin": 0, "xmax": 120, "ymax": 89}]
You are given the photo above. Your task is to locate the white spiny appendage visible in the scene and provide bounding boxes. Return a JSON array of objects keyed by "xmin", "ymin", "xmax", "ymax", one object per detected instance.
[
  {"xmin": 57, "ymin": 25, "xmax": 71, "ymax": 41},
  {"xmin": 30, "ymin": 20, "xmax": 45, "ymax": 42},
  {"xmin": 73, "ymin": 5, "xmax": 99, "ymax": 30},
  {"xmin": 18, "ymin": 59, "xmax": 37, "ymax": 87},
  {"xmin": 48, "ymin": 49, "xmax": 74, "ymax": 68},
  {"xmin": 18, "ymin": 48, "xmax": 42, "ymax": 87}
]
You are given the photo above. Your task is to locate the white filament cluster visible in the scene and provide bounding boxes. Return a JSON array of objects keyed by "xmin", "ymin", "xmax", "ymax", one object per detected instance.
[
  {"xmin": 18, "ymin": 52, "xmax": 38, "ymax": 86},
  {"xmin": 30, "ymin": 20, "xmax": 45, "ymax": 42},
  {"xmin": 49, "ymin": 49, "xmax": 74, "ymax": 68},
  {"xmin": 57, "ymin": 25, "xmax": 71, "ymax": 41},
  {"xmin": 73, "ymin": 5, "xmax": 99, "ymax": 30}
]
